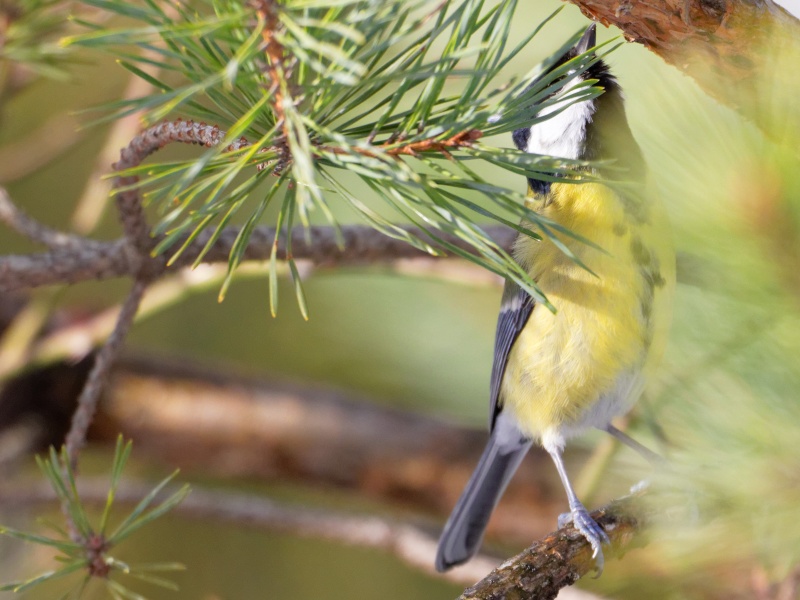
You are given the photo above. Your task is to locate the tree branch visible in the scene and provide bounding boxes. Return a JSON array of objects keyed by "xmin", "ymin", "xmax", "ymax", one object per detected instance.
[
  {"xmin": 62, "ymin": 280, "xmax": 147, "ymax": 469},
  {"xmin": 91, "ymin": 355, "xmax": 565, "ymax": 543},
  {"xmin": 568, "ymin": 0, "xmax": 800, "ymax": 137},
  {"xmin": 459, "ymin": 493, "xmax": 648, "ymax": 600},
  {"xmin": 0, "ymin": 220, "xmax": 516, "ymax": 293},
  {"xmin": 0, "ymin": 188, "xmax": 90, "ymax": 250}
]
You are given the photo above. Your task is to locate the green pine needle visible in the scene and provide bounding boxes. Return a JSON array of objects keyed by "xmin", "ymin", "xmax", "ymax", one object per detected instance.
[
  {"xmin": 0, "ymin": 439, "xmax": 188, "ymax": 598},
  {"xmin": 68, "ymin": 0, "xmax": 620, "ymax": 314}
]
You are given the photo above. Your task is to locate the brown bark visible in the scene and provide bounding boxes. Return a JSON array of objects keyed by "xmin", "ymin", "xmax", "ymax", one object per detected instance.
[
  {"xmin": 570, "ymin": 0, "xmax": 800, "ymax": 137},
  {"xmin": 0, "ymin": 224, "xmax": 516, "ymax": 293},
  {"xmin": 458, "ymin": 494, "xmax": 647, "ymax": 600}
]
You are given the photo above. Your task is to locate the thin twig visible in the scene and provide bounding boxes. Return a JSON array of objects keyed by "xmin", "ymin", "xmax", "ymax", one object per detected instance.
[
  {"xmin": 112, "ymin": 119, "xmax": 251, "ymax": 257},
  {"xmin": 0, "ymin": 187, "xmax": 91, "ymax": 249},
  {"xmin": 319, "ymin": 129, "xmax": 483, "ymax": 159},
  {"xmin": 73, "ymin": 76, "xmax": 159, "ymax": 234},
  {"xmin": 63, "ymin": 279, "xmax": 148, "ymax": 469}
]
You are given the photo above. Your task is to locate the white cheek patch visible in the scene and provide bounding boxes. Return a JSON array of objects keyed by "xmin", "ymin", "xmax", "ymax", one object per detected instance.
[{"xmin": 524, "ymin": 79, "xmax": 595, "ymax": 160}]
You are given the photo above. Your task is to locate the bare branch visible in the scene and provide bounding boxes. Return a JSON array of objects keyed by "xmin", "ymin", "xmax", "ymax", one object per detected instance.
[
  {"xmin": 0, "ymin": 222, "xmax": 516, "ymax": 292},
  {"xmin": 112, "ymin": 120, "xmax": 251, "ymax": 257},
  {"xmin": 63, "ymin": 279, "xmax": 148, "ymax": 468},
  {"xmin": 94, "ymin": 356, "xmax": 566, "ymax": 544},
  {"xmin": 568, "ymin": 0, "xmax": 800, "ymax": 137},
  {"xmin": 0, "ymin": 187, "xmax": 92, "ymax": 249}
]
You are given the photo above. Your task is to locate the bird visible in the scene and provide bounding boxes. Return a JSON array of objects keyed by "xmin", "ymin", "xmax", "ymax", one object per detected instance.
[{"xmin": 435, "ymin": 23, "xmax": 675, "ymax": 574}]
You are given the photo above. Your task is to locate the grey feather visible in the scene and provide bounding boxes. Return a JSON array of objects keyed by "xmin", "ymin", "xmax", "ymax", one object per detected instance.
[
  {"xmin": 435, "ymin": 413, "xmax": 532, "ymax": 572},
  {"xmin": 489, "ymin": 279, "xmax": 535, "ymax": 428}
]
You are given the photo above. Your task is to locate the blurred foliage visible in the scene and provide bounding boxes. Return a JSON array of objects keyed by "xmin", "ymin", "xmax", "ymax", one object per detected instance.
[
  {"xmin": 595, "ymin": 32, "xmax": 800, "ymax": 598},
  {"xmin": 0, "ymin": 0, "xmax": 70, "ymax": 84}
]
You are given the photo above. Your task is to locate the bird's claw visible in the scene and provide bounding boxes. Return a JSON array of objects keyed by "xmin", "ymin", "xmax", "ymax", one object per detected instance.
[{"xmin": 558, "ymin": 505, "xmax": 609, "ymax": 577}]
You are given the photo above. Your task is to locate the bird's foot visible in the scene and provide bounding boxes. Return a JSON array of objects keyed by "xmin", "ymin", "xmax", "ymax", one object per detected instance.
[{"xmin": 558, "ymin": 504, "xmax": 610, "ymax": 576}]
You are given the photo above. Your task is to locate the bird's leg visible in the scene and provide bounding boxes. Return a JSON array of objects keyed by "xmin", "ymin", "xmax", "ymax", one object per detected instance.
[
  {"xmin": 545, "ymin": 443, "xmax": 609, "ymax": 575},
  {"xmin": 603, "ymin": 424, "xmax": 667, "ymax": 467}
]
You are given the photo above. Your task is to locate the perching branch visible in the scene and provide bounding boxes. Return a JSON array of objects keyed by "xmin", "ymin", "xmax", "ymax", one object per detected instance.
[
  {"xmin": 459, "ymin": 494, "xmax": 649, "ymax": 600},
  {"xmin": 566, "ymin": 0, "xmax": 800, "ymax": 137}
]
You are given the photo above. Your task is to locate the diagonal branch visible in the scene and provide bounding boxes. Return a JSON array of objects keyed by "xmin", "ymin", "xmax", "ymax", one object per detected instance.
[
  {"xmin": 459, "ymin": 493, "xmax": 649, "ymax": 600},
  {"xmin": 63, "ymin": 279, "xmax": 147, "ymax": 469},
  {"xmin": 566, "ymin": 0, "xmax": 800, "ymax": 138},
  {"xmin": 0, "ymin": 188, "xmax": 93, "ymax": 250}
]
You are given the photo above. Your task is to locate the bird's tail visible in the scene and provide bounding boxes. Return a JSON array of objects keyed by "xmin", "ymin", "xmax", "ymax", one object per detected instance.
[{"xmin": 435, "ymin": 414, "xmax": 531, "ymax": 572}]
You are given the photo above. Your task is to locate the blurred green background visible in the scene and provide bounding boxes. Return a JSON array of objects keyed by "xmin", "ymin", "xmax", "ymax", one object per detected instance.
[{"xmin": 2, "ymin": 0, "xmax": 800, "ymax": 598}]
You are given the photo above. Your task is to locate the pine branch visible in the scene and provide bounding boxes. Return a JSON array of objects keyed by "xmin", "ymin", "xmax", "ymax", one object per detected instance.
[
  {"xmin": 62, "ymin": 0, "xmax": 608, "ymax": 309},
  {"xmin": 0, "ymin": 186, "xmax": 516, "ymax": 292}
]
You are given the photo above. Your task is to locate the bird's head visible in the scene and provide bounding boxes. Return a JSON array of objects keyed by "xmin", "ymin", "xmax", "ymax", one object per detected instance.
[{"xmin": 511, "ymin": 24, "xmax": 643, "ymax": 194}]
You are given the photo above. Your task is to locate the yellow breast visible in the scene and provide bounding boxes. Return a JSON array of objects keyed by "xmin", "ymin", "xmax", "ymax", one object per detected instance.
[{"xmin": 501, "ymin": 181, "xmax": 674, "ymax": 439}]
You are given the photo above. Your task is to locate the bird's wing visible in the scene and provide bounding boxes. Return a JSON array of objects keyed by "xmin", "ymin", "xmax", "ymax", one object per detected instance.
[{"xmin": 489, "ymin": 279, "xmax": 535, "ymax": 430}]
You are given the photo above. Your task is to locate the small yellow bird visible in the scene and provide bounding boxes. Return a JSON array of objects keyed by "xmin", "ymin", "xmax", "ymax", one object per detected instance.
[{"xmin": 435, "ymin": 24, "xmax": 675, "ymax": 573}]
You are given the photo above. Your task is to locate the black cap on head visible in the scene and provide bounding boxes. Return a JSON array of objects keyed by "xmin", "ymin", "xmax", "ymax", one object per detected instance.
[{"xmin": 575, "ymin": 23, "xmax": 597, "ymax": 55}]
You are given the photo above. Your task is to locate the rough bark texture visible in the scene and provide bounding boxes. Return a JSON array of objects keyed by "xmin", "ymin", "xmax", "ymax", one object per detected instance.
[
  {"xmin": 0, "ymin": 224, "xmax": 516, "ymax": 293},
  {"xmin": 570, "ymin": 0, "xmax": 800, "ymax": 137},
  {"xmin": 459, "ymin": 494, "xmax": 648, "ymax": 600}
]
